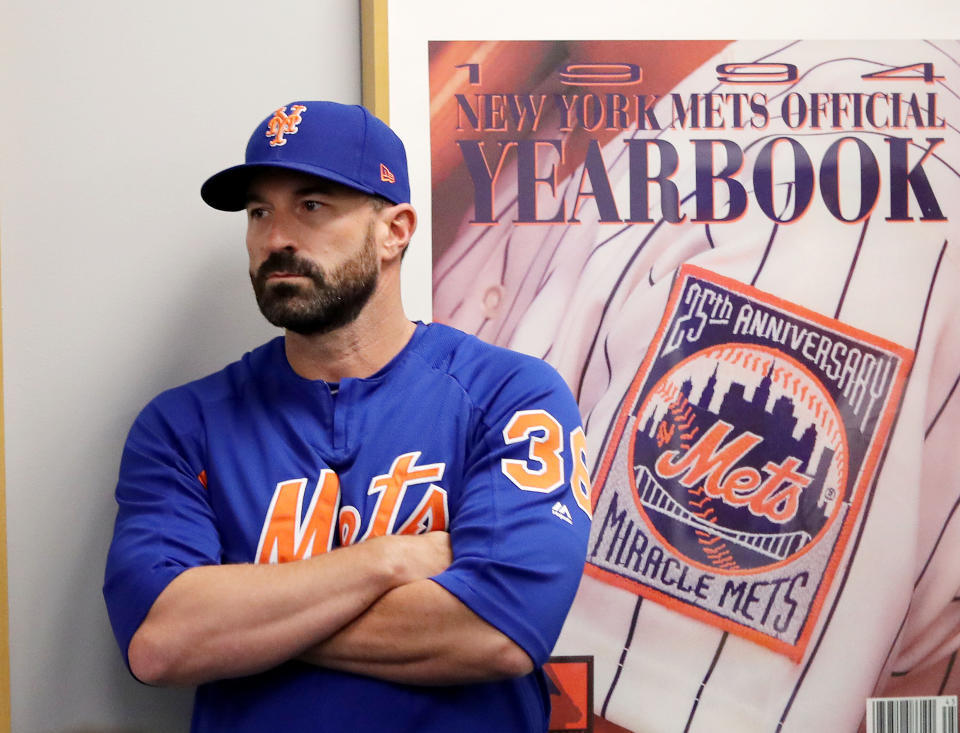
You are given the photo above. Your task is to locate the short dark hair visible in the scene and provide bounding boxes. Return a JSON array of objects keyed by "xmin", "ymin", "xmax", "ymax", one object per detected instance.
[{"xmin": 369, "ymin": 194, "xmax": 393, "ymax": 211}]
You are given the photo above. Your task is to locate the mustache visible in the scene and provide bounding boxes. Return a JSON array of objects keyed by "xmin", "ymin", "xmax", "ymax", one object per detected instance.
[{"xmin": 253, "ymin": 250, "xmax": 325, "ymax": 284}]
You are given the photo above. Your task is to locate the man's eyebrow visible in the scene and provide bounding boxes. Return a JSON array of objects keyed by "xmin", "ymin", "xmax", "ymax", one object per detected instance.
[{"xmin": 244, "ymin": 189, "xmax": 267, "ymax": 207}]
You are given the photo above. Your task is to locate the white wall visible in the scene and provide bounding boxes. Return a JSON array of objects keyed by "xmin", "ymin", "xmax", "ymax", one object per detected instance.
[{"xmin": 0, "ymin": 2, "xmax": 369, "ymax": 730}]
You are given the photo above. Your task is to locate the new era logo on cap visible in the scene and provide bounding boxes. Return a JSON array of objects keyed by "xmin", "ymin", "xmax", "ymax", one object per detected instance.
[{"xmin": 200, "ymin": 100, "xmax": 411, "ymax": 211}]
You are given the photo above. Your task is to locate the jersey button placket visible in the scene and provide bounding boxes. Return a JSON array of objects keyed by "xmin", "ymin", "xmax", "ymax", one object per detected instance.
[{"xmin": 331, "ymin": 379, "xmax": 349, "ymax": 453}]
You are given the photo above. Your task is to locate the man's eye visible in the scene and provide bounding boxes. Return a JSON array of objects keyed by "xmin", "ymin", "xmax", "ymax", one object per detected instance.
[
  {"xmin": 247, "ymin": 207, "xmax": 268, "ymax": 220},
  {"xmin": 303, "ymin": 200, "xmax": 324, "ymax": 212}
]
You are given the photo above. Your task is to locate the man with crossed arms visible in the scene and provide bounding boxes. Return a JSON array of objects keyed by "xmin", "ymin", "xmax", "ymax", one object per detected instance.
[{"xmin": 104, "ymin": 101, "xmax": 591, "ymax": 732}]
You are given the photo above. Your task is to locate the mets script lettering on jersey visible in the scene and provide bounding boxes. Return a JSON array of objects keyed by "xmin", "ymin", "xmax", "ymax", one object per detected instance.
[
  {"xmin": 255, "ymin": 452, "xmax": 448, "ymax": 564},
  {"xmin": 266, "ymin": 104, "xmax": 307, "ymax": 147},
  {"xmin": 586, "ymin": 265, "xmax": 912, "ymax": 661},
  {"xmin": 256, "ymin": 410, "xmax": 592, "ymax": 565},
  {"xmin": 361, "ymin": 452, "xmax": 445, "ymax": 541}
]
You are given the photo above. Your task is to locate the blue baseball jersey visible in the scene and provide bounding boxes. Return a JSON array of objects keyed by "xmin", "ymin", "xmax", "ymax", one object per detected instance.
[{"xmin": 103, "ymin": 322, "xmax": 592, "ymax": 732}]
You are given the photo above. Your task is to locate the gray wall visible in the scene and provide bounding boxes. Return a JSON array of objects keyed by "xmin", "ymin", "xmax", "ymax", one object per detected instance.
[{"xmin": 0, "ymin": 1, "xmax": 368, "ymax": 730}]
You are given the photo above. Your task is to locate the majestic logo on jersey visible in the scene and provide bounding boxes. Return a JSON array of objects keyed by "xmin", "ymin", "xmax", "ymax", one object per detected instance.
[
  {"xmin": 266, "ymin": 104, "xmax": 307, "ymax": 147},
  {"xmin": 552, "ymin": 501, "xmax": 574, "ymax": 524},
  {"xmin": 586, "ymin": 265, "xmax": 912, "ymax": 661},
  {"xmin": 255, "ymin": 451, "xmax": 448, "ymax": 564}
]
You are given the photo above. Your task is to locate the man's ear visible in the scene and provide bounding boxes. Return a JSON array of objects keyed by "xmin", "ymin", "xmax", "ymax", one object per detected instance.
[{"xmin": 380, "ymin": 203, "xmax": 417, "ymax": 261}]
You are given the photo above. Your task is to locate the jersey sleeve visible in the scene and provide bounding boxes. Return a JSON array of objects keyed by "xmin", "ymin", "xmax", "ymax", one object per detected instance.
[
  {"xmin": 103, "ymin": 391, "xmax": 221, "ymax": 670},
  {"xmin": 431, "ymin": 356, "xmax": 592, "ymax": 666}
]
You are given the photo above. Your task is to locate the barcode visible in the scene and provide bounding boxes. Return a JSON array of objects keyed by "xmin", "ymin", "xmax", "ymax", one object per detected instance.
[{"xmin": 867, "ymin": 696, "xmax": 958, "ymax": 733}]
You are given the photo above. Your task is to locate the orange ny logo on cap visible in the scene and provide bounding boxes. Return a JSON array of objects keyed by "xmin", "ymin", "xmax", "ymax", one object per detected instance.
[
  {"xmin": 266, "ymin": 105, "xmax": 307, "ymax": 147},
  {"xmin": 380, "ymin": 163, "xmax": 396, "ymax": 184}
]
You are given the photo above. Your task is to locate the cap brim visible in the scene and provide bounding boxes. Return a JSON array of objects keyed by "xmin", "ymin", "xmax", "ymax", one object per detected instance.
[{"xmin": 200, "ymin": 162, "xmax": 383, "ymax": 211}]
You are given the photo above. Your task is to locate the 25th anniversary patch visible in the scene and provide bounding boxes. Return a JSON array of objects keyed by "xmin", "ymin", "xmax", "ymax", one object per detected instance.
[{"xmin": 586, "ymin": 265, "xmax": 912, "ymax": 661}]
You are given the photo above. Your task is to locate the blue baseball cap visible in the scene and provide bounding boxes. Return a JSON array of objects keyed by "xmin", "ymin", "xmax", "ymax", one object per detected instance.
[{"xmin": 201, "ymin": 100, "xmax": 410, "ymax": 210}]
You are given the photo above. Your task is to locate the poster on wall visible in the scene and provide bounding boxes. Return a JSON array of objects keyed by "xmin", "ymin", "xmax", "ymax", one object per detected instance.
[{"xmin": 423, "ymin": 39, "xmax": 960, "ymax": 732}]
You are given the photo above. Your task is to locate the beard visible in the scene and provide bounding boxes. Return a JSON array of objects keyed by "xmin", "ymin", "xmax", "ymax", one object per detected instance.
[{"xmin": 250, "ymin": 230, "xmax": 379, "ymax": 336}]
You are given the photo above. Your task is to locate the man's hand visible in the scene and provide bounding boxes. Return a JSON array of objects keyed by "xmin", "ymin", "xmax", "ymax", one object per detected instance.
[{"xmin": 375, "ymin": 530, "xmax": 452, "ymax": 585}]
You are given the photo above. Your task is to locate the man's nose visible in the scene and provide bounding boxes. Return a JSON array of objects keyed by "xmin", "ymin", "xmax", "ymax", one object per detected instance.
[{"xmin": 265, "ymin": 212, "xmax": 297, "ymax": 252}]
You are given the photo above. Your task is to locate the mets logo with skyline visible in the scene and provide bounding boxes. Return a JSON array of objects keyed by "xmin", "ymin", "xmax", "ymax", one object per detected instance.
[{"xmin": 586, "ymin": 265, "xmax": 912, "ymax": 661}]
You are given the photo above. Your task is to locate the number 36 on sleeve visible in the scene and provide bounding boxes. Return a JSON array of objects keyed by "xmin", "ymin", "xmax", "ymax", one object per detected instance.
[{"xmin": 500, "ymin": 409, "xmax": 592, "ymax": 518}]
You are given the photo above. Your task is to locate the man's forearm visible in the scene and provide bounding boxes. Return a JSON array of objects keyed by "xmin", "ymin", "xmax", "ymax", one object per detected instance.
[
  {"xmin": 128, "ymin": 533, "xmax": 451, "ymax": 686},
  {"xmin": 302, "ymin": 578, "xmax": 534, "ymax": 685}
]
